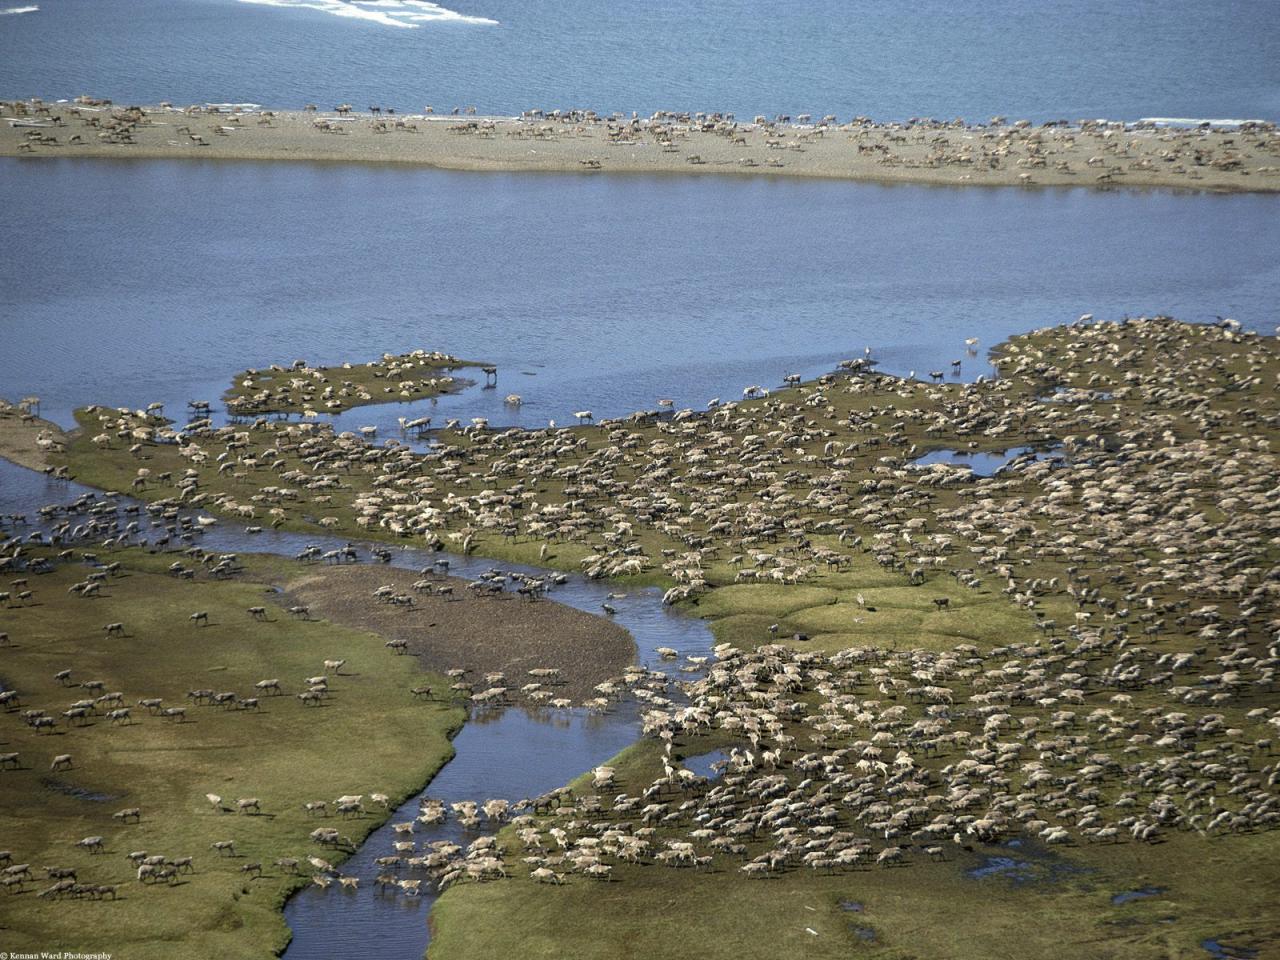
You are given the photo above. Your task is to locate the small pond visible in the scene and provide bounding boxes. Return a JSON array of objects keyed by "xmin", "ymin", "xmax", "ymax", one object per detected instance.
[{"xmin": 909, "ymin": 445, "xmax": 1066, "ymax": 477}]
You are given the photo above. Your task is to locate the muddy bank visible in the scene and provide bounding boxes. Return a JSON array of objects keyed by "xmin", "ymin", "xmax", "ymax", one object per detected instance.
[{"xmin": 277, "ymin": 565, "xmax": 635, "ymax": 701}]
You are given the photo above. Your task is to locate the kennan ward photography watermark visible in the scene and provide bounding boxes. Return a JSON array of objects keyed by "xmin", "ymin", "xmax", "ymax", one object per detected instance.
[{"xmin": 1, "ymin": 952, "xmax": 113, "ymax": 960}]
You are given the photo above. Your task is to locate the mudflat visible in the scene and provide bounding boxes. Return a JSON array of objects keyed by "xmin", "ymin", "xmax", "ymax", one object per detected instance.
[{"xmin": 278, "ymin": 564, "xmax": 636, "ymax": 702}]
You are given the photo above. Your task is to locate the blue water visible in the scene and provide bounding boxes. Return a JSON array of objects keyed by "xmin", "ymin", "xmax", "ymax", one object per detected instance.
[
  {"xmin": 909, "ymin": 446, "xmax": 1067, "ymax": 477},
  {"xmin": 2, "ymin": 160, "xmax": 1278, "ymax": 436},
  {"xmin": 1, "ymin": 0, "xmax": 1279, "ymax": 122},
  {"xmin": 682, "ymin": 748, "xmax": 731, "ymax": 779},
  {"xmin": 1202, "ymin": 939, "xmax": 1259, "ymax": 960}
]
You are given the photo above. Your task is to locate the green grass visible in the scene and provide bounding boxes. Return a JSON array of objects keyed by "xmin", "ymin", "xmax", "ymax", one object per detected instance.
[
  {"xmin": 691, "ymin": 586, "xmax": 842, "ymax": 619},
  {"xmin": 0, "ymin": 548, "xmax": 464, "ymax": 959},
  {"xmin": 429, "ymin": 734, "xmax": 1280, "ymax": 960},
  {"xmin": 686, "ymin": 572, "xmax": 1046, "ymax": 655},
  {"xmin": 430, "ymin": 830, "xmax": 1280, "ymax": 960}
]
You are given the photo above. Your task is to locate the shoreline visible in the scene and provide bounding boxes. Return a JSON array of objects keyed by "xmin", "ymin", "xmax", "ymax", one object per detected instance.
[
  {"xmin": 0, "ymin": 396, "xmax": 68, "ymax": 471},
  {"xmin": 3, "ymin": 101, "xmax": 1278, "ymax": 193}
]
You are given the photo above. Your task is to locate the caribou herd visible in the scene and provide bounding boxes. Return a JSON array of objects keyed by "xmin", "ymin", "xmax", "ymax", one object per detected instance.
[{"xmin": 2, "ymin": 315, "xmax": 1277, "ymax": 908}]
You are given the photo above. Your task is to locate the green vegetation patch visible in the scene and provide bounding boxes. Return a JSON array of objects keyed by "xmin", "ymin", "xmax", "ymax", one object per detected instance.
[
  {"xmin": 692, "ymin": 585, "xmax": 841, "ymax": 618},
  {"xmin": 0, "ymin": 547, "xmax": 464, "ymax": 959}
]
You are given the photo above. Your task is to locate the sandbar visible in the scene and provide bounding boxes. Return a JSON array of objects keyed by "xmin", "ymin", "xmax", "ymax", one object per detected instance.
[{"xmin": 3, "ymin": 100, "xmax": 1278, "ymax": 192}]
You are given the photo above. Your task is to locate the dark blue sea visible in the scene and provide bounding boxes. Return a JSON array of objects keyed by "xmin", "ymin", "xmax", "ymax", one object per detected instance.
[{"xmin": 1, "ymin": 0, "xmax": 1278, "ymax": 122}]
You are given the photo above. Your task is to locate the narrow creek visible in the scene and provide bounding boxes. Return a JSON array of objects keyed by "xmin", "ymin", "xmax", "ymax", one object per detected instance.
[{"xmin": 0, "ymin": 456, "xmax": 716, "ymax": 958}]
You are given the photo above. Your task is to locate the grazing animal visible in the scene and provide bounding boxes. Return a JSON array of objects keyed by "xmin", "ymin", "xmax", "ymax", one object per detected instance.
[{"xmin": 876, "ymin": 846, "xmax": 904, "ymax": 867}]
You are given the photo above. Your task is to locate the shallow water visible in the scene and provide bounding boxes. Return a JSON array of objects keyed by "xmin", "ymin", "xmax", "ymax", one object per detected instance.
[
  {"xmin": 282, "ymin": 707, "xmax": 646, "ymax": 959},
  {"xmin": 682, "ymin": 747, "xmax": 731, "ymax": 780},
  {"xmin": 1201, "ymin": 939, "xmax": 1260, "ymax": 960},
  {"xmin": 2, "ymin": 161, "xmax": 1278, "ymax": 436},
  {"xmin": 909, "ymin": 446, "xmax": 1066, "ymax": 477},
  {"xmin": 967, "ymin": 855, "xmax": 1036, "ymax": 881},
  {"xmin": 2, "ymin": 0, "xmax": 1278, "ymax": 122},
  {"xmin": 965, "ymin": 842, "xmax": 1091, "ymax": 887}
]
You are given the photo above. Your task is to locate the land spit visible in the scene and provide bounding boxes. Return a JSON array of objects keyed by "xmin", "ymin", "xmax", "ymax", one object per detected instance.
[
  {"xmin": 3, "ymin": 100, "xmax": 1277, "ymax": 192},
  {"xmin": 0, "ymin": 396, "xmax": 67, "ymax": 472}
]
